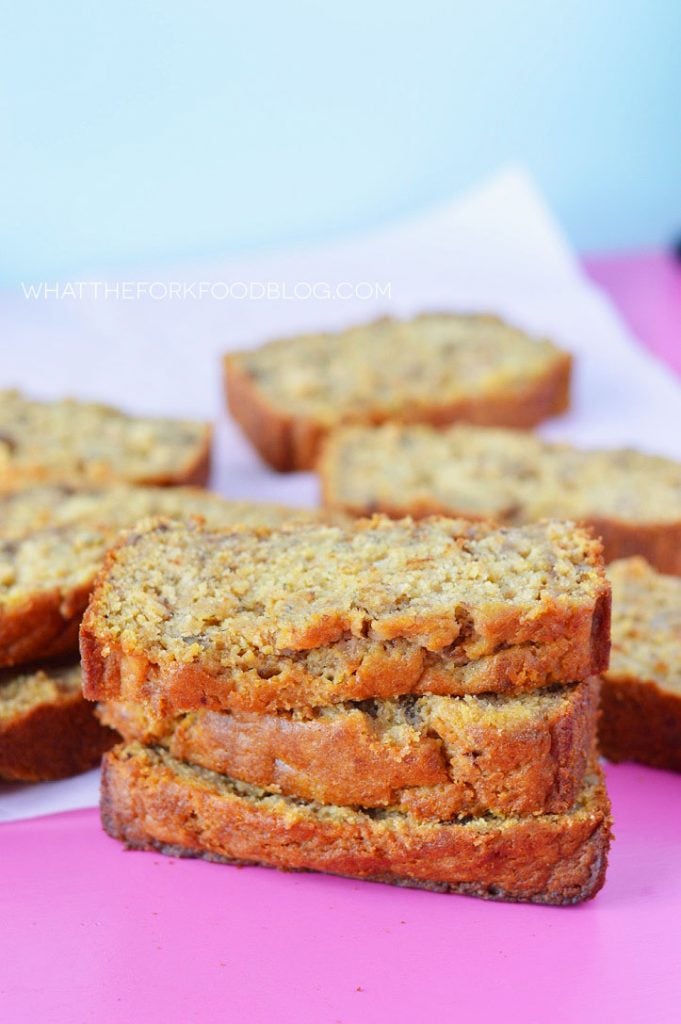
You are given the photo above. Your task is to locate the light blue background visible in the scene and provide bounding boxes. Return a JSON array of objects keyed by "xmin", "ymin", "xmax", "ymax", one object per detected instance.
[{"xmin": 2, "ymin": 0, "xmax": 680, "ymax": 285}]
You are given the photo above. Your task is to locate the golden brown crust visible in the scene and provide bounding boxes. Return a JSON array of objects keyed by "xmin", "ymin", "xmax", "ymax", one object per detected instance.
[
  {"xmin": 100, "ymin": 744, "xmax": 611, "ymax": 905},
  {"xmin": 599, "ymin": 675, "xmax": 681, "ymax": 771},
  {"xmin": 224, "ymin": 352, "xmax": 572, "ymax": 472},
  {"xmin": 0, "ymin": 583, "xmax": 91, "ymax": 669},
  {"xmin": 0, "ymin": 684, "xmax": 117, "ymax": 782},
  {"xmin": 99, "ymin": 677, "xmax": 599, "ymax": 818},
  {"xmin": 587, "ymin": 517, "xmax": 681, "ymax": 576},
  {"xmin": 225, "ymin": 359, "xmax": 324, "ymax": 473}
]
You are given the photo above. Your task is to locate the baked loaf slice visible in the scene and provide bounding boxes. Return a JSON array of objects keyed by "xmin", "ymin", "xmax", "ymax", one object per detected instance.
[
  {"xmin": 0, "ymin": 483, "xmax": 321, "ymax": 539},
  {"xmin": 224, "ymin": 314, "xmax": 572, "ymax": 471},
  {"xmin": 320, "ymin": 423, "xmax": 681, "ymax": 574},
  {"xmin": 101, "ymin": 743, "xmax": 611, "ymax": 905},
  {"xmin": 599, "ymin": 557, "xmax": 681, "ymax": 771},
  {"xmin": 0, "ymin": 663, "xmax": 116, "ymax": 781},
  {"xmin": 0, "ymin": 390, "xmax": 212, "ymax": 489},
  {"xmin": 98, "ymin": 677, "xmax": 599, "ymax": 819},
  {"xmin": 81, "ymin": 516, "xmax": 610, "ymax": 713},
  {"xmin": 0, "ymin": 487, "xmax": 319, "ymax": 668}
]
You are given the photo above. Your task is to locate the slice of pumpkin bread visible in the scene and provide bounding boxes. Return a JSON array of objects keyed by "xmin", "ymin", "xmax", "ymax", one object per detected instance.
[
  {"xmin": 101, "ymin": 743, "xmax": 611, "ymax": 905},
  {"xmin": 320, "ymin": 423, "xmax": 681, "ymax": 574},
  {"xmin": 0, "ymin": 389, "xmax": 212, "ymax": 489},
  {"xmin": 0, "ymin": 663, "xmax": 117, "ymax": 782},
  {"xmin": 81, "ymin": 516, "xmax": 610, "ymax": 713},
  {"xmin": 98, "ymin": 676, "xmax": 599, "ymax": 820},
  {"xmin": 0, "ymin": 487, "xmax": 320, "ymax": 668},
  {"xmin": 0, "ymin": 483, "xmax": 320, "ymax": 539},
  {"xmin": 600, "ymin": 557, "xmax": 681, "ymax": 771},
  {"xmin": 224, "ymin": 314, "xmax": 572, "ymax": 470}
]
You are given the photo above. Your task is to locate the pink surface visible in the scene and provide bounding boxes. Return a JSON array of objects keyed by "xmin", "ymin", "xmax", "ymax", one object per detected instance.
[
  {"xmin": 3, "ymin": 252, "xmax": 681, "ymax": 1024},
  {"xmin": 2, "ymin": 763, "xmax": 680, "ymax": 1024},
  {"xmin": 584, "ymin": 250, "xmax": 681, "ymax": 375}
]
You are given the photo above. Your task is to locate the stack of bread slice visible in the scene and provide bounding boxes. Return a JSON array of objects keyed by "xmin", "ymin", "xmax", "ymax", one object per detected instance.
[{"xmin": 82, "ymin": 515, "xmax": 613, "ymax": 905}]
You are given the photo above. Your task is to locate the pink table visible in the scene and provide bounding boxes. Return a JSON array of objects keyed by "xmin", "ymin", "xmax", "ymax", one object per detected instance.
[
  {"xmin": 3, "ymin": 252, "xmax": 681, "ymax": 1024},
  {"xmin": 583, "ymin": 250, "xmax": 681, "ymax": 376}
]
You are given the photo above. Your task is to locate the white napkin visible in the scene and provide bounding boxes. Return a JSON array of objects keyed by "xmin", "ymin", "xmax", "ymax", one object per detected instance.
[{"xmin": 1, "ymin": 165, "xmax": 679, "ymax": 823}]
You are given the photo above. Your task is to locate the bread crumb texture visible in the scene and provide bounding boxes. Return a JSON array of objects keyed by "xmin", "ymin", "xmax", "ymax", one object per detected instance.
[
  {"xmin": 321, "ymin": 423, "xmax": 681, "ymax": 525},
  {"xmin": 0, "ymin": 390, "xmax": 210, "ymax": 488},
  {"xmin": 0, "ymin": 663, "xmax": 82, "ymax": 721},
  {"xmin": 84, "ymin": 515, "xmax": 608, "ymax": 663},
  {"xmin": 227, "ymin": 314, "xmax": 568, "ymax": 423},
  {"xmin": 0, "ymin": 485, "xmax": 318, "ymax": 611},
  {"xmin": 607, "ymin": 558, "xmax": 681, "ymax": 691}
]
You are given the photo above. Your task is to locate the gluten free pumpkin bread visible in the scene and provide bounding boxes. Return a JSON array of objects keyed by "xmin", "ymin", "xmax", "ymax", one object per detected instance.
[
  {"xmin": 320, "ymin": 423, "xmax": 681, "ymax": 574},
  {"xmin": 0, "ymin": 663, "xmax": 117, "ymax": 782},
  {"xmin": 224, "ymin": 314, "xmax": 572, "ymax": 470},
  {"xmin": 98, "ymin": 676, "xmax": 599, "ymax": 820},
  {"xmin": 0, "ymin": 390, "xmax": 212, "ymax": 489},
  {"xmin": 600, "ymin": 557, "xmax": 681, "ymax": 771},
  {"xmin": 81, "ymin": 516, "xmax": 610, "ymax": 713},
  {"xmin": 0, "ymin": 486, "xmax": 321, "ymax": 668},
  {"xmin": 0, "ymin": 483, "xmax": 321, "ymax": 539},
  {"xmin": 101, "ymin": 743, "xmax": 611, "ymax": 905}
]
